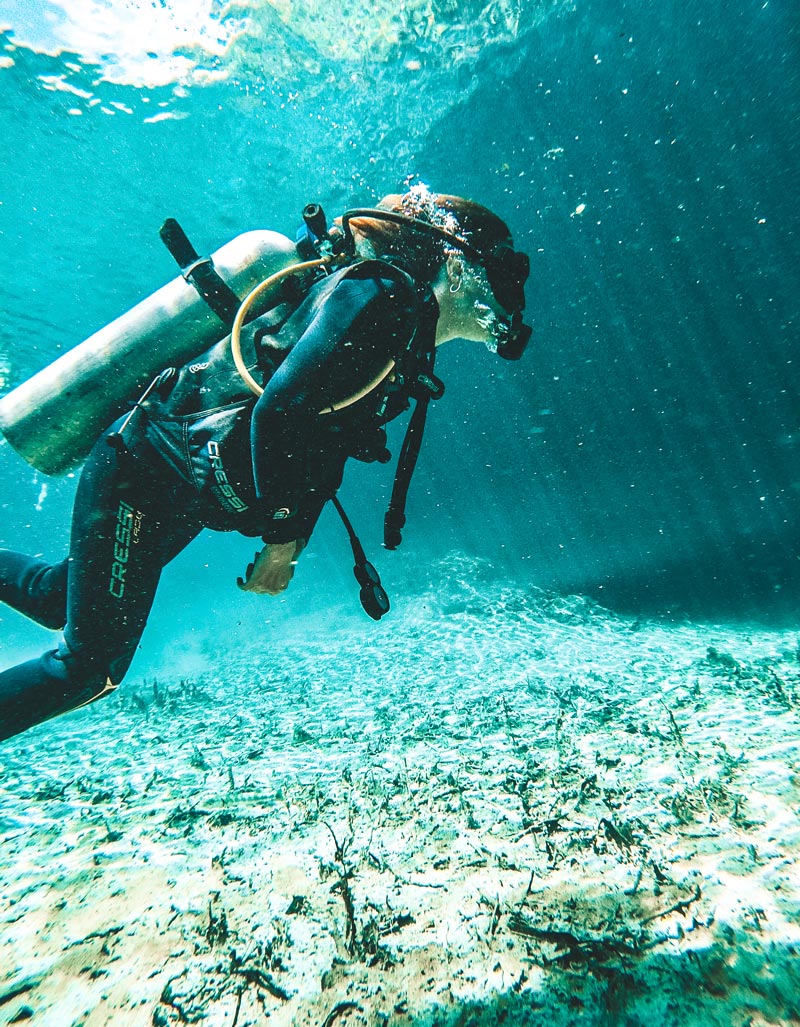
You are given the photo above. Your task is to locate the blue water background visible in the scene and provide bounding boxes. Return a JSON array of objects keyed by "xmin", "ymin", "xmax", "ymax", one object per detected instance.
[{"xmin": 0, "ymin": 0, "xmax": 798, "ymax": 676}]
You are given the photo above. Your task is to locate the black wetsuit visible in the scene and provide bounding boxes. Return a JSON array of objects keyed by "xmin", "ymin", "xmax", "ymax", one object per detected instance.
[{"xmin": 0, "ymin": 259, "xmax": 435, "ymax": 742}]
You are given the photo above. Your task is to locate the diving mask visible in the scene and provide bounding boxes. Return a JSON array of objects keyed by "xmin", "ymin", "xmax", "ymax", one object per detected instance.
[
  {"xmin": 340, "ymin": 207, "xmax": 533, "ymax": 360},
  {"xmin": 478, "ymin": 243, "xmax": 531, "ymax": 359}
]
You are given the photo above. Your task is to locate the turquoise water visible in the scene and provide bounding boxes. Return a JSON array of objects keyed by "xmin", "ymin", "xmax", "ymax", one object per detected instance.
[
  {"xmin": 0, "ymin": 0, "xmax": 798, "ymax": 666},
  {"xmin": 1, "ymin": 5, "xmax": 800, "ymax": 1024}
]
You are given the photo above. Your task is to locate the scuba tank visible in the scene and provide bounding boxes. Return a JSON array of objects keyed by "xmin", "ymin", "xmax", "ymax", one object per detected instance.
[{"xmin": 0, "ymin": 226, "xmax": 298, "ymax": 476}]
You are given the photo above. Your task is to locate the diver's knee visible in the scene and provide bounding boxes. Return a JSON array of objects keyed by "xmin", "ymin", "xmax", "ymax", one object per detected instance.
[
  {"xmin": 46, "ymin": 646, "xmax": 119, "ymax": 705},
  {"xmin": 0, "ymin": 651, "xmax": 118, "ymax": 743}
]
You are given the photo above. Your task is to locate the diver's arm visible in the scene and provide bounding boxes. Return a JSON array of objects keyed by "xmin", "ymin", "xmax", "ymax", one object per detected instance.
[{"xmin": 251, "ymin": 273, "xmax": 413, "ymax": 545}]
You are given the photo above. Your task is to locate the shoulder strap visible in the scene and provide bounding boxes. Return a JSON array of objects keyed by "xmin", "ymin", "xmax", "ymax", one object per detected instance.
[{"xmin": 336, "ymin": 257, "xmax": 419, "ymax": 308}]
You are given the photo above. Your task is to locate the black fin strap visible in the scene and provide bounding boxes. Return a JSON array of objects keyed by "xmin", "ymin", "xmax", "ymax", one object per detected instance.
[{"xmin": 159, "ymin": 218, "xmax": 242, "ymax": 327}]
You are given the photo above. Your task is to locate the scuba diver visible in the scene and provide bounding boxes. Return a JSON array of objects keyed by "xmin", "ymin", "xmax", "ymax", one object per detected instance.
[{"xmin": 0, "ymin": 187, "xmax": 531, "ymax": 743}]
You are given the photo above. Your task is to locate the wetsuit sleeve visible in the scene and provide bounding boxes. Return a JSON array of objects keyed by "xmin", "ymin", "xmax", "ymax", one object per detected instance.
[{"xmin": 252, "ymin": 272, "xmax": 416, "ymax": 543}]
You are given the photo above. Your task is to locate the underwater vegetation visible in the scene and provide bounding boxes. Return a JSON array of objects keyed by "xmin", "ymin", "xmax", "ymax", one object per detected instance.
[{"xmin": 2, "ymin": 569, "xmax": 799, "ymax": 1025}]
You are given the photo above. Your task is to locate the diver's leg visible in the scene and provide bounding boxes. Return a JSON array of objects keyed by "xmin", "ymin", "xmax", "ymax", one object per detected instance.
[
  {"xmin": 0, "ymin": 551, "xmax": 68, "ymax": 629},
  {"xmin": 0, "ymin": 437, "xmax": 202, "ymax": 743},
  {"xmin": 61, "ymin": 436, "xmax": 203, "ymax": 690}
]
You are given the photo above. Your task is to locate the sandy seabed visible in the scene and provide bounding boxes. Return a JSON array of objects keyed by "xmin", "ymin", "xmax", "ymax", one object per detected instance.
[{"xmin": 1, "ymin": 557, "xmax": 799, "ymax": 1027}]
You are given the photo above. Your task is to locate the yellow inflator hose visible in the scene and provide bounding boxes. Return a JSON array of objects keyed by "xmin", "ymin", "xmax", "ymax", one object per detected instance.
[{"xmin": 230, "ymin": 258, "xmax": 396, "ymax": 412}]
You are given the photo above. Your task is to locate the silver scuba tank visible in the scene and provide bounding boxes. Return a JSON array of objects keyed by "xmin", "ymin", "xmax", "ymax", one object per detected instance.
[{"xmin": 0, "ymin": 229, "xmax": 298, "ymax": 476}]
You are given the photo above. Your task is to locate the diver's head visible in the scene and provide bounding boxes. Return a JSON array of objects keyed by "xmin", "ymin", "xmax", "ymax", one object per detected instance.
[{"xmin": 341, "ymin": 186, "xmax": 531, "ymax": 358}]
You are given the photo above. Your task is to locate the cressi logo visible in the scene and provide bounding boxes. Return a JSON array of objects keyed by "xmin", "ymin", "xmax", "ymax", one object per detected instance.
[
  {"xmin": 108, "ymin": 500, "xmax": 142, "ymax": 599},
  {"xmin": 208, "ymin": 441, "xmax": 249, "ymax": 513}
]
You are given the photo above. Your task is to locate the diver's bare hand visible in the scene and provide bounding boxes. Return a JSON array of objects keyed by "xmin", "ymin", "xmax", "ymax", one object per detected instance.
[{"xmin": 237, "ymin": 541, "xmax": 302, "ymax": 595}]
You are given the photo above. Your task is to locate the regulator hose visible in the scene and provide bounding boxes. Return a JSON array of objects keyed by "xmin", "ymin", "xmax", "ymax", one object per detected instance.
[
  {"xmin": 230, "ymin": 257, "xmax": 327, "ymax": 397},
  {"xmin": 230, "ymin": 258, "xmax": 396, "ymax": 412}
]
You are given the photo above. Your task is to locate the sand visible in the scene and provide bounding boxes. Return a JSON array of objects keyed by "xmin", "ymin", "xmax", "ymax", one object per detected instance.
[{"xmin": 1, "ymin": 555, "xmax": 799, "ymax": 1026}]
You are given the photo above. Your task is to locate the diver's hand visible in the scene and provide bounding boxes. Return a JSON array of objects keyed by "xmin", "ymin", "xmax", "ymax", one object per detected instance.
[{"xmin": 237, "ymin": 540, "xmax": 303, "ymax": 595}]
